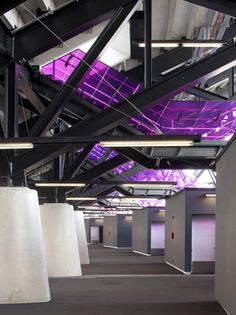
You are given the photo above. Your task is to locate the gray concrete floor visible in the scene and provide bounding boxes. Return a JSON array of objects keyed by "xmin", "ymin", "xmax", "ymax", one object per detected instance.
[
  {"xmin": 82, "ymin": 245, "xmax": 181, "ymax": 275},
  {"xmin": 0, "ymin": 245, "xmax": 226, "ymax": 315}
]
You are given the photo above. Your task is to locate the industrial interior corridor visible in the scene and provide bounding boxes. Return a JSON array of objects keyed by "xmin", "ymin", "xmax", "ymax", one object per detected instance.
[{"xmin": 0, "ymin": 245, "xmax": 226, "ymax": 315}]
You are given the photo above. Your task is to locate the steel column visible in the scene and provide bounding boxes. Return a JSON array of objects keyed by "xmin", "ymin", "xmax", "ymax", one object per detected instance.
[
  {"xmin": 228, "ymin": 67, "xmax": 235, "ymax": 98},
  {"xmin": 143, "ymin": 0, "xmax": 152, "ymax": 87},
  {"xmin": 4, "ymin": 62, "xmax": 19, "ymax": 138}
]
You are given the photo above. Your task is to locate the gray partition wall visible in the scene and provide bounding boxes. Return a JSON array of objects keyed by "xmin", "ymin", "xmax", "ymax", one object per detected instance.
[
  {"xmin": 103, "ymin": 215, "xmax": 132, "ymax": 249},
  {"xmin": 165, "ymin": 188, "xmax": 216, "ymax": 274},
  {"xmin": 215, "ymin": 138, "xmax": 236, "ymax": 315},
  {"xmin": 132, "ymin": 208, "xmax": 165, "ymax": 256}
]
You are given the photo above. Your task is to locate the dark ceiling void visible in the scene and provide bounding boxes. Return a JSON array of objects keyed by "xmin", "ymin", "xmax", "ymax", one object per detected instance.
[
  {"xmin": 0, "ymin": 0, "xmax": 26, "ymax": 16},
  {"xmin": 13, "ymin": 0, "xmax": 137, "ymax": 61}
]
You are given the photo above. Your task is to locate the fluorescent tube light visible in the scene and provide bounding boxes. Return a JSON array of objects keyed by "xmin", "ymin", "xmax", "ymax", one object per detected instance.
[
  {"xmin": 205, "ymin": 193, "xmax": 216, "ymax": 198},
  {"xmin": 115, "ymin": 197, "xmax": 157, "ymax": 202},
  {"xmin": 100, "ymin": 140, "xmax": 194, "ymax": 147},
  {"xmin": 66, "ymin": 197, "xmax": 97, "ymax": 201},
  {"xmin": 116, "ymin": 206, "xmax": 143, "ymax": 210},
  {"xmin": 161, "ymin": 62, "xmax": 187, "ymax": 75},
  {"xmin": 138, "ymin": 41, "xmax": 224, "ymax": 48},
  {"xmin": 138, "ymin": 42, "xmax": 179, "ymax": 48},
  {"xmin": 182, "ymin": 42, "xmax": 223, "ymax": 48},
  {"xmin": 35, "ymin": 183, "xmax": 85, "ymax": 187},
  {"xmin": 0, "ymin": 142, "xmax": 33, "ymax": 149},
  {"xmin": 77, "ymin": 206, "xmax": 107, "ymax": 210},
  {"xmin": 122, "ymin": 183, "xmax": 174, "ymax": 189}
]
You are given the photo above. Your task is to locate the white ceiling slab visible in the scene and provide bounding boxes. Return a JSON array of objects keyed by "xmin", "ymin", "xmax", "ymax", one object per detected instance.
[{"xmin": 2, "ymin": 8, "xmax": 24, "ymax": 29}]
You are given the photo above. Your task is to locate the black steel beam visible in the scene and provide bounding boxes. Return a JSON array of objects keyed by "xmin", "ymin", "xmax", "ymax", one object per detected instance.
[
  {"xmin": 117, "ymin": 147, "xmax": 156, "ymax": 168},
  {"xmin": 143, "ymin": 0, "xmax": 152, "ymax": 88},
  {"xmin": 0, "ymin": 151, "xmax": 10, "ymax": 179},
  {"xmin": 73, "ymin": 155, "xmax": 129, "ymax": 181},
  {"xmin": 114, "ymin": 185, "xmax": 134, "ymax": 196},
  {"xmin": 32, "ymin": 73, "xmax": 144, "ymax": 135},
  {"xmin": 0, "ymin": 120, "xmax": 10, "ymax": 180},
  {"xmin": 61, "ymin": 42, "xmax": 236, "ymax": 137},
  {"xmin": 14, "ymin": 0, "xmax": 136, "ymax": 61},
  {"xmin": 127, "ymin": 47, "xmax": 192, "ymax": 82},
  {"xmin": 11, "ymin": 171, "xmax": 27, "ymax": 186},
  {"xmin": 6, "ymin": 134, "xmax": 201, "ymax": 145},
  {"xmin": 19, "ymin": 117, "xmax": 38, "ymax": 137},
  {"xmin": 74, "ymin": 165, "xmax": 143, "ymax": 201},
  {"xmin": 228, "ymin": 67, "xmax": 235, "ymax": 98},
  {"xmin": 14, "ymin": 144, "xmax": 74, "ymax": 174},
  {"xmin": 68, "ymin": 155, "xmax": 129, "ymax": 181},
  {"xmin": 32, "ymin": 75, "xmax": 100, "ymax": 117},
  {"xmin": 158, "ymin": 158, "xmax": 214, "ymax": 169},
  {"xmin": 184, "ymin": 0, "xmax": 236, "ymax": 17},
  {"xmin": 19, "ymin": 79, "xmax": 45, "ymax": 114},
  {"xmin": 0, "ymin": 0, "xmax": 26, "ymax": 15},
  {"xmin": 0, "ymin": 22, "xmax": 12, "ymax": 69},
  {"xmin": 187, "ymin": 87, "xmax": 227, "ymax": 101},
  {"xmin": 62, "ymin": 144, "xmax": 94, "ymax": 180},
  {"xmin": 13, "ymin": 42, "xmax": 236, "ymax": 174},
  {"xmin": 4, "ymin": 62, "xmax": 19, "ymax": 137},
  {"xmin": 29, "ymin": 1, "xmax": 137, "ymax": 137}
]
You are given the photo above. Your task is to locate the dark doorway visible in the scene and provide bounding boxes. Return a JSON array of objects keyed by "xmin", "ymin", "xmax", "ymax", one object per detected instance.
[{"xmin": 99, "ymin": 226, "xmax": 103, "ymax": 244}]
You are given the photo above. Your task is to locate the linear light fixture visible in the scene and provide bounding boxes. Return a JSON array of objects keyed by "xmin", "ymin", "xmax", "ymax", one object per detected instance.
[
  {"xmin": 122, "ymin": 183, "xmax": 175, "ymax": 189},
  {"xmin": 106, "ymin": 197, "xmax": 158, "ymax": 202},
  {"xmin": 0, "ymin": 142, "xmax": 33, "ymax": 149},
  {"xmin": 66, "ymin": 197, "xmax": 97, "ymax": 201},
  {"xmin": 138, "ymin": 42, "xmax": 179, "ymax": 48},
  {"xmin": 182, "ymin": 42, "xmax": 223, "ymax": 48},
  {"xmin": 77, "ymin": 206, "xmax": 110, "ymax": 210},
  {"xmin": 137, "ymin": 40, "xmax": 224, "ymax": 48},
  {"xmin": 35, "ymin": 183, "xmax": 85, "ymax": 187},
  {"xmin": 205, "ymin": 193, "xmax": 216, "ymax": 198},
  {"xmin": 100, "ymin": 140, "xmax": 194, "ymax": 147},
  {"xmin": 116, "ymin": 206, "xmax": 143, "ymax": 210}
]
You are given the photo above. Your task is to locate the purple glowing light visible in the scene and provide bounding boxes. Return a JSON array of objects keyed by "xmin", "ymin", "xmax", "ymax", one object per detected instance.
[
  {"xmin": 41, "ymin": 49, "xmax": 142, "ymax": 110},
  {"xmin": 133, "ymin": 100, "xmax": 236, "ymax": 140},
  {"xmin": 129, "ymin": 169, "xmax": 214, "ymax": 190},
  {"xmin": 41, "ymin": 48, "xmax": 227, "ymax": 189},
  {"xmin": 42, "ymin": 49, "xmax": 236, "ymax": 141}
]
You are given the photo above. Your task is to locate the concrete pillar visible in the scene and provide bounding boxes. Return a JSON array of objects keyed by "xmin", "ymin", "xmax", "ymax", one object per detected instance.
[
  {"xmin": 40, "ymin": 203, "xmax": 82, "ymax": 277},
  {"xmin": 74, "ymin": 211, "xmax": 90, "ymax": 265},
  {"xmin": 0, "ymin": 187, "xmax": 50, "ymax": 304}
]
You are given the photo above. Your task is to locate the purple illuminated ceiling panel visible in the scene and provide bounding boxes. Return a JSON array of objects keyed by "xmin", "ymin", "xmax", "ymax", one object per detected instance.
[
  {"xmin": 133, "ymin": 100, "xmax": 236, "ymax": 140},
  {"xmin": 42, "ymin": 49, "xmax": 236, "ymax": 141},
  {"xmin": 41, "ymin": 48, "xmax": 226, "ymax": 189},
  {"xmin": 42, "ymin": 49, "xmax": 142, "ymax": 110},
  {"xmin": 129, "ymin": 169, "xmax": 214, "ymax": 190}
]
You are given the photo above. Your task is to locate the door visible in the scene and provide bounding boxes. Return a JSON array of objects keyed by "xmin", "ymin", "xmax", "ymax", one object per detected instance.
[{"xmin": 90, "ymin": 226, "xmax": 99, "ymax": 243}]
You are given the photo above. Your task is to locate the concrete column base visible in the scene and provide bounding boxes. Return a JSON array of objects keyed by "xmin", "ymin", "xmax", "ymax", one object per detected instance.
[
  {"xmin": 0, "ymin": 187, "xmax": 50, "ymax": 304},
  {"xmin": 40, "ymin": 203, "xmax": 82, "ymax": 277},
  {"xmin": 74, "ymin": 211, "xmax": 90, "ymax": 265}
]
